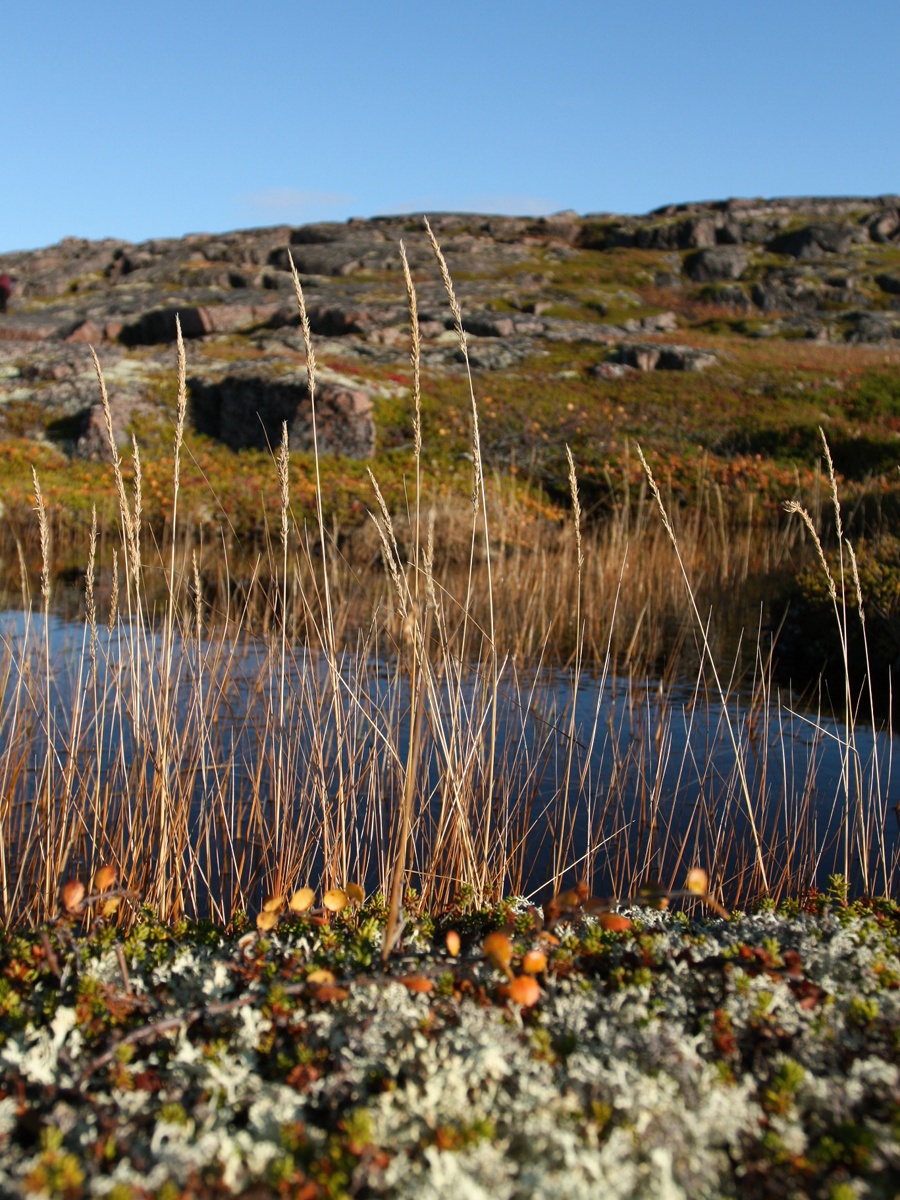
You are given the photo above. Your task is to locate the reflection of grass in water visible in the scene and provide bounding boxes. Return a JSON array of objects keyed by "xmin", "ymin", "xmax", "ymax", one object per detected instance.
[{"xmin": 1, "ymin": 239, "xmax": 895, "ymax": 933}]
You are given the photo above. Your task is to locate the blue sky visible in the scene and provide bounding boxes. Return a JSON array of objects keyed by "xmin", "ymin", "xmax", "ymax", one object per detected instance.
[{"xmin": 4, "ymin": 0, "xmax": 898, "ymax": 251}]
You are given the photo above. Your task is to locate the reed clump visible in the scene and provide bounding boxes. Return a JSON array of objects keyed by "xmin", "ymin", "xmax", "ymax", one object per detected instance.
[{"xmin": 0, "ymin": 231, "xmax": 895, "ymax": 932}]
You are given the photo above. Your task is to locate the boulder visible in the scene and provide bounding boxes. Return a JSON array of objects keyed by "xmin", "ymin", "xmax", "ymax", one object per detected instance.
[
  {"xmin": 736, "ymin": 218, "xmax": 782, "ymax": 244},
  {"xmin": 454, "ymin": 340, "xmax": 531, "ymax": 370},
  {"xmin": 530, "ymin": 213, "xmax": 581, "ymax": 244},
  {"xmin": 610, "ymin": 342, "xmax": 718, "ymax": 372},
  {"xmin": 307, "ymin": 305, "xmax": 375, "ymax": 337},
  {"xmin": 120, "ymin": 307, "xmax": 209, "ymax": 345},
  {"xmin": 510, "ymin": 315, "xmax": 547, "ymax": 336},
  {"xmin": 188, "ymin": 373, "xmax": 375, "ymax": 457},
  {"xmin": 589, "ymin": 361, "xmax": 634, "ymax": 381},
  {"xmin": 0, "ymin": 317, "xmax": 60, "ymax": 342},
  {"xmin": 119, "ymin": 304, "xmax": 278, "ymax": 345},
  {"xmin": 462, "ymin": 313, "xmax": 516, "ymax": 338},
  {"xmin": 750, "ymin": 271, "xmax": 824, "ymax": 313},
  {"xmin": 710, "ymin": 284, "xmax": 751, "ymax": 310},
  {"xmin": 844, "ymin": 312, "xmax": 897, "ymax": 343},
  {"xmin": 615, "ymin": 343, "xmax": 660, "ymax": 371},
  {"xmin": 269, "ymin": 244, "xmax": 364, "ymax": 276},
  {"xmin": 714, "ymin": 219, "xmax": 745, "ymax": 244},
  {"xmin": 417, "ymin": 319, "xmax": 445, "ymax": 339},
  {"xmin": 268, "ymin": 303, "xmax": 405, "ymax": 338},
  {"xmin": 868, "ymin": 209, "xmax": 900, "ymax": 243},
  {"xmin": 257, "ymin": 268, "xmax": 296, "ymax": 290},
  {"xmin": 289, "ymin": 223, "xmax": 350, "ymax": 245},
  {"xmin": 635, "ymin": 215, "xmax": 718, "ymax": 250},
  {"xmin": 768, "ymin": 223, "xmax": 858, "ymax": 259},
  {"xmin": 875, "ymin": 273, "xmax": 900, "ymax": 296},
  {"xmin": 75, "ymin": 390, "xmax": 155, "ymax": 460},
  {"xmin": 76, "ymin": 402, "xmax": 125, "ymax": 460},
  {"xmin": 269, "ymin": 235, "xmax": 406, "ymax": 277},
  {"xmin": 684, "ymin": 246, "xmax": 748, "ymax": 282},
  {"xmin": 640, "ymin": 312, "xmax": 678, "ymax": 333},
  {"xmin": 293, "ymin": 385, "xmax": 375, "ymax": 458},
  {"xmin": 62, "ymin": 319, "xmax": 105, "ymax": 344},
  {"xmin": 199, "ymin": 303, "xmax": 280, "ymax": 334},
  {"xmin": 576, "ymin": 221, "xmax": 635, "ymax": 250}
]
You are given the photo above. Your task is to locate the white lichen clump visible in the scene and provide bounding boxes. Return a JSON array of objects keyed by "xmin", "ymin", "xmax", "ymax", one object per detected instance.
[{"xmin": 0, "ymin": 908, "xmax": 897, "ymax": 1198}]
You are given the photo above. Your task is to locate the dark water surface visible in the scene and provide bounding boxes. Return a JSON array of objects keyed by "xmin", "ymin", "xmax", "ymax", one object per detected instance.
[{"xmin": 1, "ymin": 608, "xmax": 896, "ymax": 912}]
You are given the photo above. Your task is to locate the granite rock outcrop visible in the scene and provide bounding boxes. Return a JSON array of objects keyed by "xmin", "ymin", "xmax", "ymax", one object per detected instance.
[{"xmin": 1, "ymin": 195, "xmax": 898, "ymax": 461}]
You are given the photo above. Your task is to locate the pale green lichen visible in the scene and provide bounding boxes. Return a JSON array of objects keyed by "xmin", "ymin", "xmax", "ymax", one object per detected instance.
[{"xmin": 0, "ymin": 908, "xmax": 898, "ymax": 1197}]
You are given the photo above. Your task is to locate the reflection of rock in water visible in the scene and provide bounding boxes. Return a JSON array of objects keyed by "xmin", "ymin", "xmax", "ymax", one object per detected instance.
[{"xmin": 188, "ymin": 373, "xmax": 375, "ymax": 458}]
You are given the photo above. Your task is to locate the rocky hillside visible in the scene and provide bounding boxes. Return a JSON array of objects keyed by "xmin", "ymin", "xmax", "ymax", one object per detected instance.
[{"xmin": 1, "ymin": 196, "xmax": 899, "ymax": 466}]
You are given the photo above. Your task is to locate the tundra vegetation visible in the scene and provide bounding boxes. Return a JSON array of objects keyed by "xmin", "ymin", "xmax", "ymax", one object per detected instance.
[{"xmin": 0, "ymin": 201, "xmax": 898, "ymax": 1197}]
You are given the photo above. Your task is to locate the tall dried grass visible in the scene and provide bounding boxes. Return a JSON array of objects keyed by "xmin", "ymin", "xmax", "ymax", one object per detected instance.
[{"xmin": 0, "ymin": 231, "xmax": 895, "ymax": 930}]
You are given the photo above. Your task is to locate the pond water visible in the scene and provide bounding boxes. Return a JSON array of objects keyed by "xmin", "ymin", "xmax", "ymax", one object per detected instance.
[{"xmin": 0, "ymin": 607, "xmax": 896, "ymax": 919}]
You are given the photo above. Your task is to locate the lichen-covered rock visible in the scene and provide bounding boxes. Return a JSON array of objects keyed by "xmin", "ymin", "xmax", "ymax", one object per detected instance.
[
  {"xmin": 1, "ymin": 194, "xmax": 899, "ymax": 466},
  {"xmin": 189, "ymin": 372, "xmax": 376, "ymax": 457},
  {"xmin": 844, "ymin": 311, "xmax": 900, "ymax": 343},
  {"xmin": 768, "ymin": 221, "xmax": 863, "ymax": 259},
  {"xmin": 610, "ymin": 342, "xmax": 718, "ymax": 372},
  {"xmin": 683, "ymin": 246, "xmax": 749, "ymax": 282}
]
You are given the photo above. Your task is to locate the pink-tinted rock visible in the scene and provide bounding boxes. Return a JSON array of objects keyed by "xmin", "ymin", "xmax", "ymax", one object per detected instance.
[{"xmin": 64, "ymin": 319, "xmax": 104, "ymax": 344}]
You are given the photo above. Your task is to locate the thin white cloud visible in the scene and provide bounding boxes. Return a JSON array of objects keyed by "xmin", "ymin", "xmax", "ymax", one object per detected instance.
[
  {"xmin": 381, "ymin": 193, "xmax": 564, "ymax": 218},
  {"xmin": 460, "ymin": 194, "xmax": 564, "ymax": 216},
  {"xmin": 238, "ymin": 188, "xmax": 355, "ymax": 224}
]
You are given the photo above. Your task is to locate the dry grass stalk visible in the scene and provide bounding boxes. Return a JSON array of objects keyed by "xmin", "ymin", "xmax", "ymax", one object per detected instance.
[
  {"xmin": 637, "ymin": 443, "xmax": 770, "ymax": 895},
  {"xmin": 783, "ymin": 501, "xmax": 837, "ymax": 603},
  {"xmin": 425, "ymin": 217, "xmax": 499, "ymax": 898},
  {"xmin": 107, "ymin": 548, "xmax": 119, "ymax": 634},
  {"xmin": 287, "ymin": 249, "xmax": 349, "ymax": 886},
  {"xmin": 784, "ymin": 433, "xmax": 886, "ymax": 893},
  {"xmin": 0, "ymin": 242, "xmax": 891, "ymax": 931},
  {"xmin": 91, "ymin": 347, "xmax": 135, "ymax": 566},
  {"xmin": 31, "ymin": 469, "xmax": 50, "ymax": 607},
  {"xmin": 85, "ymin": 506, "xmax": 98, "ymax": 657}
]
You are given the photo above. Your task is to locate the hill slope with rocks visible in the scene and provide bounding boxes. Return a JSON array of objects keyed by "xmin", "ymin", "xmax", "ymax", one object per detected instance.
[{"xmin": 1, "ymin": 196, "xmax": 899, "ymax": 465}]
